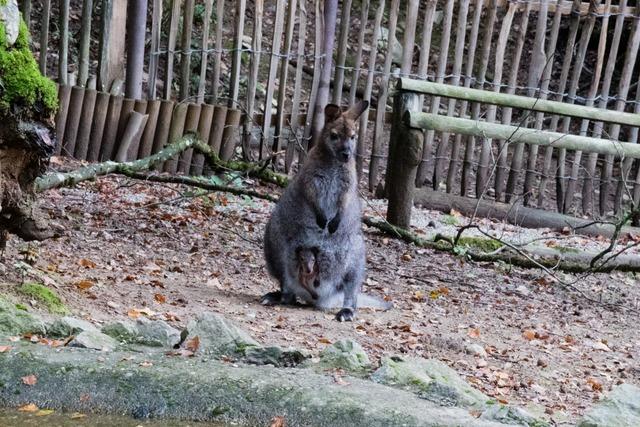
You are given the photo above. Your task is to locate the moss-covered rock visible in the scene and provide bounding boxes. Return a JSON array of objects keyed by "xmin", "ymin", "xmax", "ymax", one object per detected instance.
[
  {"xmin": 69, "ymin": 330, "xmax": 118, "ymax": 351},
  {"xmin": 0, "ymin": 294, "xmax": 46, "ymax": 336},
  {"xmin": 0, "ymin": 4, "xmax": 58, "ymax": 115},
  {"xmin": 578, "ymin": 384, "xmax": 640, "ymax": 427},
  {"xmin": 244, "ymin": 346, "xmax": 309, "ymax": 368},
  {"xmin": 315, "ymin": 339, "xmax": 371, "ymax": 375},
  {"xmin": 185, "ymin": 312, "xmax": 259, "ymax": 356},
  {"xmin": 48, "ymin": 316, "xmax": 98, "ymax": 338},
  {"xmin": 102, "ymin": 319, "xmax": 181, "ymax": 348},
  {"xmin": 17, "ymin": 283, "xmax": 69, "ymax": 314}
]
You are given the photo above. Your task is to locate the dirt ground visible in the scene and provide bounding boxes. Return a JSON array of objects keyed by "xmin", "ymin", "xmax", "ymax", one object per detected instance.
[{"xmin": 1, "ymin": 163, "xmax": 639, "ymax": 425}]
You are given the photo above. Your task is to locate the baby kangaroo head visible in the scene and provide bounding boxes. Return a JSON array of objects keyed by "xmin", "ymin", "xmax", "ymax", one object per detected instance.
[
  {"xmin": 322, "ymin": 100, "xmax": 369, "ymax": 163},
  {"xmin": 296, "ymin": 246, "xmax": 319, "ymax": 275}
]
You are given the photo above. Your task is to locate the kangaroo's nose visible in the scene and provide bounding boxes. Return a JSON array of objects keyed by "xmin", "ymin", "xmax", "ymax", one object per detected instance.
[{"xmin": 338, "ymin": 148, "xmax": 350, "ymax": 162}]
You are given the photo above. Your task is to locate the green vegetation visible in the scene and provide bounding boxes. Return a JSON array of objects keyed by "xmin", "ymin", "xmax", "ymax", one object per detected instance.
[
  {"xmin": 553, "ymin": 245, "xmax": 580, "ymax": 254},
  {"xmin": 0, "ymin": 20, "xmax": 58, "ymax": 113},
  {"xmin": 17, "ymin": 283, "xmax": 68, "ymax": 314},
  {"xmin": 441, "ymin": 215, "xmax": 459, "ymax": 226},
  {"xmin": 456, "ymin": 236, "xmax": 504, "ymax": 253}
]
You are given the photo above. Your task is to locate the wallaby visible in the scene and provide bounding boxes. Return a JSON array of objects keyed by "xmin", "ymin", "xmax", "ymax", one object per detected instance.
[
  {"xmin": 263, "ymin": 100, "xmax": 386, "ymax": 321},
  {"xmin": 295, "ymin": 245, "xmax": 392, "ymax": 310}
]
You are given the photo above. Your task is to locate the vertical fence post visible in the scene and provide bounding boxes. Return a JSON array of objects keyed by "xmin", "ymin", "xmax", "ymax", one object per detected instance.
[
  {"xmin": 147, "ymin": 0, "xmax": 163, "ymax": 99},
  {"xmin": 125, "ymin": 0, "xmax": 147, "ymax": 99},
  {"xmin": 78, "ymin": 0, "xmax": 93, "ymax": 87},
  {"xmin": 179, "ymin": 0, "xmax": 195, "ymax": 101},
  {"xmin": 39, "ymin": 0, "xmax": 51, "ymax": 75},
  {"xmin": 386, "ymin": 90, "xmax": 423, "ymax": 228},
  {"xmin": 228, "ymin": 0, "xmax": 246, "ymax": 108},
  {"xmin": 58, "ymin": 0, "xmax": 70, "ymax": 85}
]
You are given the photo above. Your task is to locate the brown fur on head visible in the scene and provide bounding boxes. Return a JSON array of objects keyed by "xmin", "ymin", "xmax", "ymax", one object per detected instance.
[
  {"xmin": 296, "ymin": 246, "xmax": 320, "ymax": 300},
  {"xmin": 320, "ymin": 101, "xmax": 369, "ymax": 163}
]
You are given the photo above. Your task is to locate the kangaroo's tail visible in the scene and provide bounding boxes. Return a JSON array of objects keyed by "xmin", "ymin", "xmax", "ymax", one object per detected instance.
[{"xmin": 357, "ymin": 293, "xmax": 393, "ymax": 310}]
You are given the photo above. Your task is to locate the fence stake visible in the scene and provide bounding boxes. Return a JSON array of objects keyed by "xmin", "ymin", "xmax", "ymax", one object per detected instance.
[
  {"xmin": 243, "ymin": 0, "xmax": 263, "ymax": 161},
  {"xmin": 286, "ymin": 0, "xmax": 308, "ymax": 171},
  {"xmin": 197, "ymin": 0, "xmax": 213, "ymax": 103},
  {"xmin": 100, "ymin": 95, "xmax": 124, "ymax": 160},
  {"xmin": 58, "ymin": 0, "xmax": 70, "ymax": 85},
  {"xmin": 191, "ymin": 104, "xmax": 215, "ymax": 174},
  {"xmin": 39, "ymin": 0, "xmax": 51, "ymax": 75},
  {"xmin": 138, "ymin": 100, "xmax": 162, "ymax": 159},
  {"xmin": 74, "ymin": 88, "xmax": 98, "ymax": 159},
  {"xmin": 125, "ymin": 0, "xmax": 147, "ymax": 99},
  {"xmin": 87, "ymin": 91, "xmax": 111, "ymax": 161},
  {"xmin": 164, "ymin": 0, "xmax": 181, "ymax": 100},
  {"xmin": 147, "ymin": 0, "xmax": 163, "ymax": 99},
  {"xmin": 211, "ymin": 0, "xmax": 226, "ymax": 100},
  {"xmin": 164, "ymin": 103, "xmax": 189, "ymax": 172},
  {"xmin": 348, "ymin": 0, "xmax": 369, "ymax": 106},
  {"xmin": 332, "ymin": 0, "xmax": 352, "ymax": 104},
  {"xmin": 178, "ymin": 103, "xmax": 202, "ymax": 173},
  {"xmin": 179, "ymin": 0, "xmax": 195, "ymax": 101},
  {"xmin": 274, "ymin": 0, "xmax": 298, "ymax": 156},
  {"xmin": 228, "ymin": 0, "xmax": 247, "ymax": 108},
  {"xmin": 78, "ymin": 0, "xmax": 93, "ymax": 87}
]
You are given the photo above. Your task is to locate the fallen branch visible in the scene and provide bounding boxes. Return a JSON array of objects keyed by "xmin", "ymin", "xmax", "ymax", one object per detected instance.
[{"xmin": 35, "ymin": 134, "xmax": 288, "ymax": 192}]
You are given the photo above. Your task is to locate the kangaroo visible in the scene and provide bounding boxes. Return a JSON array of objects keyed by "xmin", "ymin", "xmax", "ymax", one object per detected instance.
[
  {"xmin": 263, "ymin": 100, "xmax": 383, "ymax": 321},
  {"xmin": 295, "ymin": 245, "xmax": 392, "ymax": 311}
]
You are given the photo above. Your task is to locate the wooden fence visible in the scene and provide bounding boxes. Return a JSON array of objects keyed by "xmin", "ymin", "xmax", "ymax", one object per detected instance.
[{"xmin": 20, "ymin": 0, "xmax": 640, "ymax": 220}]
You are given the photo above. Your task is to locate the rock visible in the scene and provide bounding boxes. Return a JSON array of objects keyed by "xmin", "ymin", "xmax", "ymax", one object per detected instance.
[
  {"xmin": 101, "ymin": 319, "xmax": 181, "ymax": 348},
  {"xmin": 0, "ymin": 295, "xmax": 46, "ymax": 336},
  {"xmin": 465, "ymin": 343, "xmax": 487, "ymax": 358},
  {"xmin": 0, "ymin": 0, "xmax": 20, "ymax": 45},
  {"xmin": 69, "ymin": 330, "xmax": 117, "ymax": 351},
  {"xmin": 579, "ymin": 384, "xmax": 640, "ymax": 427},
  {"xmin": 372, "ymin": 356, "xmax": 546, "ymax": 426},
  {"xmin": 371, "ymin": 356, "xmax": 488, "ymax": 409},
  {"xmin": 48, "ymin": 317, "xmax": 97, "ymax": 338},
  {"xmin": 134, "ymin": 319, "xmax": 181, "ymax": 347},
  {"xmin": 317, "ymin": 339, "xmax": 371, "ymax": 374},
  {"xmin": 185, "ymin": 312, "xmax": 259, "ymax": 355},
  {"xmin": 244, "ymin": 346, "xmax": 309, "ymax": 368}
]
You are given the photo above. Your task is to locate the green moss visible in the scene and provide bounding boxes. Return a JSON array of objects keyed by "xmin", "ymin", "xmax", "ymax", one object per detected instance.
[
  {"xmin": 457, "ymin": 236, "xmax": 503, "ymax": 253},
  {"xmin": 17, "ymin": 283, "xmax": 68, "ymax": 314},
  {"xmin": 14, "ymin": 303, "xmax": 27, "ymax": 311},
  {"xmin": 553, "ymin": 245, "xmax": 580, "ymax": 254},
  {"xmin": 441, "ymin": 215, "xmax": 459, "ymax": 226},
  {"xmin": 0, "ymin": 19, "xmax": 58, "ymax": 113}
]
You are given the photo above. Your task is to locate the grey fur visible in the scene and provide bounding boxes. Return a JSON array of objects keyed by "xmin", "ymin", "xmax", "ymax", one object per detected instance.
[{"xmin": 263, "ymin": 101, "xmax": 388, "ymax": 320}]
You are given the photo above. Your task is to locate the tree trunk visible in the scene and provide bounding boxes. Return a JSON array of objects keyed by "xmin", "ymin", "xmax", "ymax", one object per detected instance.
[{"xmin": 0, "ymin": 0, "xmax": 59, "ymax": 245}]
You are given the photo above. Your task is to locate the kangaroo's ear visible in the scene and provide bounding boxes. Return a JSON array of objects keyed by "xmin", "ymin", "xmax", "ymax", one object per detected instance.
[
  {"xmin": 344, "ymin": 100, "xmax": 369, "ymax": 121},
  {"xmin": 324, "ymin": 104, "xmax": 342, "ymax": 123}
]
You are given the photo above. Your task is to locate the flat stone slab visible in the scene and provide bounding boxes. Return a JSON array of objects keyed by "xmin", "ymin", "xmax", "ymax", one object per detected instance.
[{"xmin": 0, "ymin": 341, "xmax": 512, "ymax": 427}]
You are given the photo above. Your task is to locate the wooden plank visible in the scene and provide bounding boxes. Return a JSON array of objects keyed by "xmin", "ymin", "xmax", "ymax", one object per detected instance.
[
  {"xmin": 39, "ymin": 0, "xmax": 51, "ymax": 75},
  {"xmin": 127, "ymin": 100, "xmax": 148, "ymax": 159},
  {"xmin": 301, "ymin": 0, "xmax": 323, "ymax": 162},
  {"xmin": 408, "ymin": 113, "xmax": 640, "ymax": 160},
  {"xmin": 415, "ymin": 0, "xmax": 454, "ymax": 188},
  {"xmin": 197, "ymin": 0, "xmax": 214, "ymax": 103},
  {"xmin": 74, "ymin": 88, "xmax": 97, "ymax": 159},
  {"xmin": 78, "ymin": 0, "xmax": 93, "ymax": 86},
  {"xmin": 259, "ymin": 0, "xmax": 286, "ymax": 159},
  {"xmin": 331, "ymin": 0, "xmax": 352, "ymax": 104},
  {"xmin": 117, "ymin": 98, "xmax": 136, "ymax": 148},
  {"xmin": 220, "ymin": 109, "xmax": 242, "ymax": 161},
  {"xmin": 191, "ymin": 104, "xmax": 215, "ymax": 174},
  {"xmin": 151, "ymin": 100, "xmax": 175, "ymax": 162},
  {"xmin": 228, "ymin": 0, "xmax": 247, "ymax": 108},
  {"xmin": 209, "ymin": 105, "xmax": 228, "ymax": 156},
  {"xmin": 179, "ymin": 0, "xmax": 195, "ymax": 100},
  {"xmin": 473, "ymin": 2, "xmax": 515, "ymax": 197},
  {"xmin": 361, "ymin": 0, "xmax": 385, "ymax": 185},
  {"xmin": 579, "ymin": 0, "xmax": 612, "ymax": 214},
  {"xmin": 600, "ymin": 3, "xmax": 640, "ymax": 216},
  {"xmin": 537, "ymin": 0, "xmax": 583, "ymax": 208},
  {"xmin": 211, "ymin": 0, "xmax": 225, "ymax": 100},
  {"xmin": 524, "ymin": 0, "xmax": 563, "ymax": 205},
  {"xmin": 62, "ymin": 86, "xmax": 85, "ymax": 156},
  {"xmin": 138, "ymin": 100, "xmax": 162, "ymax": 159},
  {"xmin": 163, "ymin": 103, "xmax": 188, "ymax": 173},
  {"xmin": 461, "ymin": 0, "xmax": 497, "ymax": 196},
  {"xmin": 582, "ymin": 0, "xmax": 626, "ymax": 214},
  {"xmin": 372, "ymin": 0, "xmax": 400, "ymax": 189},
  {"xmin": 58, "ymin": 0, "xmax": 70, "ymax": 84},
  {"xmin": 398, "ymin": 79, "xmax": 640, "ymax": 127},
  {"xmin": 557, "ymin": 0, "xmax": 601, "ymax": 212},
  {"xmin": 87, "ymin": 91, "xmax": 111, "ymax": 162},
  {"xmin": 447, "ymin": 0, "xmax": 483, "ymax": 194},
  {"xmin": 55, "ymin": 85, "xmax": 72, "ymax": 154},
  {"xmin": 286, "ymin": 0, "xmax": 308, "ymax": 171},
  {"xmin": 147, "ymin": 0, "xmax": 163, "ymax": 99},
  {"xmin": 242, "ymin": 0, "xmax": 263, "ymax": 161},
  {"xmin": 348, "ymin": 0, "xmax": 369, "ymax": 105},
  {"xmin": 164, "ymin": 0, "xmax": 181, "ymax": 100},
  {"xmin": 100, "ymin": 95, "xmax": 123, "ymax": 160},
  {"xmin": 115, "ymin": 111, "xmax": 148, "ymax": 162},
  {"xmin": 125, "ymin": 0, "xmax": 147, "ymax": 99},
  {"xmin": 274, "ymin": 0, "xmax": 298, "ymax": 156},
  {"xmin": 98, "ymin": 0, "xmax": 127, "ymax": 92},
  {"xmin": 501, "ymin": 2, "xmax": 532, "ymax": 202},
  {"xmin": 434, "ymin": 0, "xmax": 469, "ymax": 192},
  {"xmin": 178, "ymin": 103, "xmax": 201, "ymax": 173}
]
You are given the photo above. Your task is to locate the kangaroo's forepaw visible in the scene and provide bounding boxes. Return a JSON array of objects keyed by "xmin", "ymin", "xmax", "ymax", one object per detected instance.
[
  {"xmin": 260, "ymin": 291, "xmax": 282, "ymax": 306},
  {"xmin": 335, "ymin": 308, "xmax": 355, "ymax": 322}
]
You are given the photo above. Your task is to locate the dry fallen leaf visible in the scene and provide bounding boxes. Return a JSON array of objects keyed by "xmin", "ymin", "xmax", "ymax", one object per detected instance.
[
  {"xmin": 22, "ymin": 375, "xmax": 37, "ymax": 386},
  {"xmin": 35, "ymin": 409, "xmax": 54, "ymax": 416},
  {"xmin": 318, "ymin": 337, "xmax": 331, "ymax": 344},
  {"xmin": 70, "ymin": 413, "xmax": 87, "ymax": 419},
  {"xmin": 79, "ymin": 258, "xmax": 96, "ymax": 268},
  {"xmin": 74, "ymin": 280, "xmax": 94, "ymax": 290},
  {"xmin": 467, "ymin": 328, "xmax": 481, "ymax": 339},
  {"xmin": 185, "ymin": 336, "xmax": 200, "ymax": 353},
  {"xmin": 587, "ymin": 377, "xmax": 603, "ymax": 392},
  {"xmin": 522, "ymin": 330, "xmax": 536, "ymax": 341},
  {"xmin": 18, "ymin": 403, "xmax": 39, "ymax": 412},
  {"xmin": 270, "ymin": 415, "xmax": 286, "ymax": 427},
  {"xmin": 154, "ymin": 293, "xmax": 167, "ymax": 304},
  {"xmin": 0, "ymin": 345, "xmax": 11, "ymax": 353},
  {"xmin": 139, "ymin": 361, "xmax": 153, "ymax": 367}
]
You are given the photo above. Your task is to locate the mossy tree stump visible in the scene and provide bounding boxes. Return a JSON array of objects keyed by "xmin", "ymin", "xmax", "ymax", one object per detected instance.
[{"xmin": 0, "ymin": 0, "xmax": 58, "ymax": 245}]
